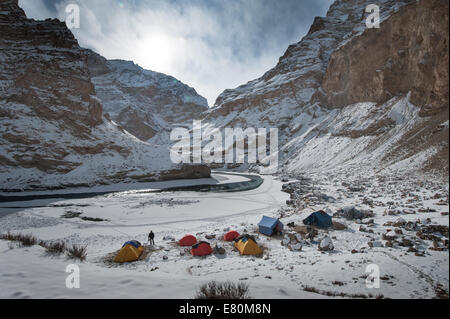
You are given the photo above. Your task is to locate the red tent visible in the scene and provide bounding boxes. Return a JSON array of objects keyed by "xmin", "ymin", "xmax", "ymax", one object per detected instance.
[
  {"xmin": 191, "ymin": 242, "xmax": 213, "ymax": 257},
  {"xmin": 179, "ymin": 235, "xmax": 197, "ymax": 247},
  {"xmin": 224, "ymin": 230, "xmax": 240, "ymax": 242}
]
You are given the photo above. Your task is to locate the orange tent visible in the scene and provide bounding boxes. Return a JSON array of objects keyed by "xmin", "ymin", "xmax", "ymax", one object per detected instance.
[
  {"xmin": 191, "ymin": 242, "xmax": 213, "ymax": 257},
  {"xmin": 179, "ymin": 235, "xmax": 197, "ymax": 247},
  {"xmin": 224, "ymin": 231, "xmax": 240, "ymax": 242}
]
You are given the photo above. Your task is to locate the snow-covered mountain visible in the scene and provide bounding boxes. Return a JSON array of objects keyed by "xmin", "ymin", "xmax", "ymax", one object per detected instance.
[
  {"xmin": 204, "ymin": 0, "xmax": 448, "ymax": 178},
  {"xmin": 86, "ymin": 50, "xmax": 208, "ymax": 141},
  {"xmin": 0, "ymin": 0, "xmax": 209, "ymax": 191},
  {"xmin": 1, "ymin": 0, "xmax": 447, "ymax": 191}
]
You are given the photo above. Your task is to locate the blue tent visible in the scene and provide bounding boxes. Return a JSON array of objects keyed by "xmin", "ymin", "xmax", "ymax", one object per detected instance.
[
  {"xmin": 122, "ymin": 240, "xmax": 142, "ymax": 249},
  {"xmin": 258, "ymin": 216, "xmax": 284, "ymax": 236},
  {"xmin": 303, "ymin": 211, "xmax": 333, "ymax": 229}
]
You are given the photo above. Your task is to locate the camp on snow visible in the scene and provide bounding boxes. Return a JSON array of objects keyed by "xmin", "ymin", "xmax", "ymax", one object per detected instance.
[
  {"xmin": 224, "ymin": 230, "xmax": 240, "ymax": 241},
  {"xmin": 179, "ymin": 235, "xmax": 197, "ymax": 246},
  {"xmin": 258, "ymin": 216, "xmax": 284, "ymax": 236},
  {"xmin": 191, "ymin": 241, "xmax": 213, "ymax": 256},
  {"xmin": 114, "ymin": 240, "xmax": 144, "ymax": 263},
  {"xmin": 303, "ymin": 210, "xmax": 333, "ymax": 229}
]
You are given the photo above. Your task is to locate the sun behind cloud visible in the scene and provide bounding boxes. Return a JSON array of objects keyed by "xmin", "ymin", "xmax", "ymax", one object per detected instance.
[{"xmin": 137, "ymin": 34, "xmax": 174, "ymax": 72}]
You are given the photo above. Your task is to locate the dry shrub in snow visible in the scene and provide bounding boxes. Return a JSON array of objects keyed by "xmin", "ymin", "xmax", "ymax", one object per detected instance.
[
  {"xmin": 195, "ymin": 281, "xmax": 251, "ymax": 299},
  {"xmin": 66, "ymin": 244, "xmax": 87, "ymax": 261},
  {"xmin": 44, "ymin": 241, "xmax": 67, "ymax": 254},
  {"xmin": 1, "ymin": 232, "xmax": 87, "ymax": 261},
  {"xmin": 0, "ymin": 232, "xmax": 37, "ymax": 247}
]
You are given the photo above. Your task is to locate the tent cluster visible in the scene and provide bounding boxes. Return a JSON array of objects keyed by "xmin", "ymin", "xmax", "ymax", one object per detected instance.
[
  {"xmin": 179, "ymin": 235, "xmax": 213, "ymax": 257},
  {"xmin": 114, "ymin": 235, "xmax": 216, "ymax": 262},
  {"xmin": 113, "ymin": 213, "xmax": 331, "ymax": 263},
  {"xmin": 179, "ymin": 231, "xmax": 264, "ymax": 257},
  {"xmin": 114, "ymin": 240, "xmax": 144, "ymax": 263}
]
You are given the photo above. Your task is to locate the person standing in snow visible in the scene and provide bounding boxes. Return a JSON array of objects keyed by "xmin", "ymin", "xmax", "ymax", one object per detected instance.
[{"xmin": 148, "ymin": 231, "xmax": 155, "ymax": 246}]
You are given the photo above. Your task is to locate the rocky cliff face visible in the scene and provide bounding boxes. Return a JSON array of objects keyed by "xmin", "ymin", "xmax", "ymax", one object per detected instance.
[
  {"xmin": 320, "ymin": 0, "xmax": 449, "ymax": 117},
  {"xmin": 0, "ymin": 0, "xmax": 103, "ymax": 131},
  {"xmin": 205, "ymin": 0, "xmax": 448, "ymax": 177},
  {"xmin": 86, "ymin": 51, "xmax": 208, "ymax": 141},
  {"xmin": 0, "ymin": 0, "xmax": 209, "ymax": 190}
]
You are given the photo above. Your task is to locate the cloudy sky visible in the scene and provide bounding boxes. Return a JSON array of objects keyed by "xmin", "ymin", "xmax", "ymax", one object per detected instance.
[{"xmin": 19, "ymin": 0, "xmax": 333, "ymax": 105}]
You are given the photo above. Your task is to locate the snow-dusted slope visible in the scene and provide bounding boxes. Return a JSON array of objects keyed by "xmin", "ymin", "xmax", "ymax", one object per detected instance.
[
  {"xmin": 282, "ymin": 95, "xmax": 437, "ymax": 174},
  {"xmin": 0, "ymin": 0, "xmax": 208, "ymax": 191},
  {"xmin": 205, "ymin": 0, "xmax": 448, "ymax": 177},
  {"xmin": 86, "ymin": 50, "xmax": 208, "ymax": 141}
]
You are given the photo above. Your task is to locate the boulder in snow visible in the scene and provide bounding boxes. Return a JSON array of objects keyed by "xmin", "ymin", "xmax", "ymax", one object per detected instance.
[
  {"xmin": 290, "ymin": 243, "xmax": 303, "ymax": 251},
  {"xmin": 319, "ymin": 236, "xmax": 334, "ymax": 251}
]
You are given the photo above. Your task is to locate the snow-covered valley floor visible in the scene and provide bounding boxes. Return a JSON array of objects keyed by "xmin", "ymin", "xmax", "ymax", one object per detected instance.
[{"xmin": 0, "ymin": 171, "xmax": 448, "ymax": 299}]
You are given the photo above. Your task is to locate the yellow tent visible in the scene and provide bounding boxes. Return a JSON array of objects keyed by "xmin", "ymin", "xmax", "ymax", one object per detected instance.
[
  {"xmin": 114, "ymin": 244, "xmax": 144, "ymax": 263},
  {"xmin": 234, "ymin": 238, "xmax": 263, "ymax": 255}
]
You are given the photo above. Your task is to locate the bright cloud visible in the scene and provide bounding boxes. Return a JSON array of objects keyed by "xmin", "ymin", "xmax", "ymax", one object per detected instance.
[{"xmin": 19, "ymin": 0, "xmax": 333, "ymax": 106}]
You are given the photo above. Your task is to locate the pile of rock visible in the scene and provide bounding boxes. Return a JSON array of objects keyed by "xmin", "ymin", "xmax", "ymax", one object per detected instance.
[
  {"xmin": 384, "ymin": 218, "xmax": 420, "ymax": 231},
  {"xmin": 282, "ymin": 179, "xmax": 335, "ymax": 208},
  {"xmin": 335, "ymin": 206, "xmax": 374, "ymax": 221},
  {"xmin": 342, "ymin": 181, "xmax": 366, "ymax": 193},
  {"xmin": 281, "ymin": 233, "xmax": 304, "ymax": 252},
  {"xmin": 383, "ymin": 218, "xmax": 449, "ymax": 250},
  {"xmin": 417, "ymin": 225, "xmax": 449, "ymax": 249},
  {"xmin": 294, "ymin": 225, "xmax": 318, "ymax": 240}
]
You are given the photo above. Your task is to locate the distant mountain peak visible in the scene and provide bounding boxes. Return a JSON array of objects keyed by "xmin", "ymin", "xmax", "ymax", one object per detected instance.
[{"xmin": 86, "ymin": 49, "xmax": 208, "ymax": 141}]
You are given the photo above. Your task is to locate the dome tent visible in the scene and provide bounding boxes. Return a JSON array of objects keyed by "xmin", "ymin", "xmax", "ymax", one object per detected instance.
[
  {"xmin": 258, "ymin": 216, "xmax": 284, "ymax": 236},
  {"xmin": 224, "ymin": 230, "xmax": 240, "ymax": 242},
  {"xmin": 191, "ymin": 241, "xmax": 213, "ymax": 257},
  {"xmin": 179, "ymin": 235, "xmax": 197, "ymax": 247},
  {"xmin": 303, "ymin": 211, "xmax": 333, "ymax": 229},
  {"xmin": 114, "ymin": 241, "xmax": 144, "ymax": 263},
  {"xmin": 234, "ymin": 235, "xmax": 263, "ymax": 255}
]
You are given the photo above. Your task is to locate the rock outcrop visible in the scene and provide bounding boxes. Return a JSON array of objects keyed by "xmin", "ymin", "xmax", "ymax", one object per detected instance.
[
  {"xmin": 0, "ymin": 0, "xmax": 103, "ymax": 131},
  {"xmin": 320, "ymin": 0, "xmax": 449, "ymax": 117}
]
